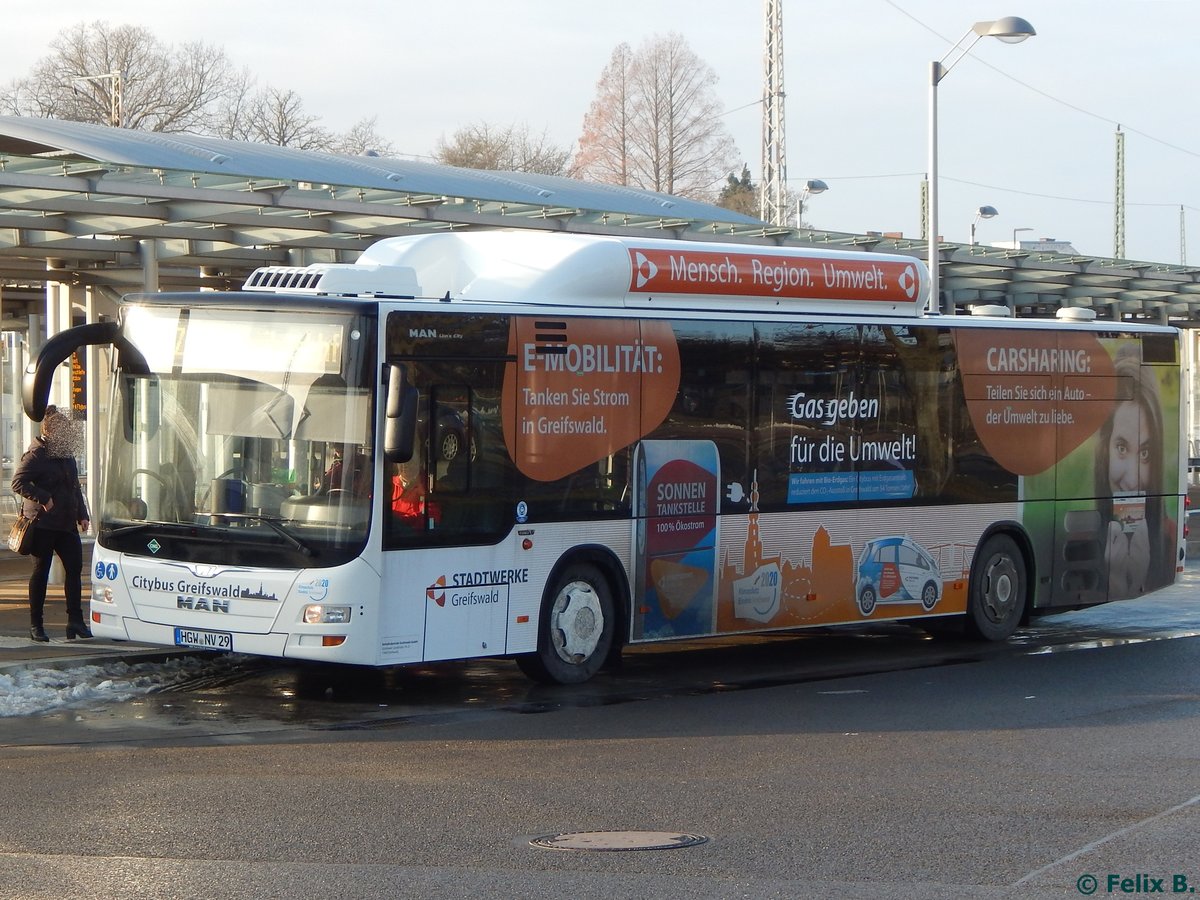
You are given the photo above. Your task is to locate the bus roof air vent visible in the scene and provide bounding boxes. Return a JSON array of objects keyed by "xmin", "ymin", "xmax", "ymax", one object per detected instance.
[
  {"xmin": 243, "ymin": 263, "xmax": 420, "ymax": 298},
  {"xmin": 969, "ymin": 304, "xmax": 1012, "ymax": 317},
  {"xmin": 1055, "ymin": 306, "xmax": 1097, "ymax": 321}
]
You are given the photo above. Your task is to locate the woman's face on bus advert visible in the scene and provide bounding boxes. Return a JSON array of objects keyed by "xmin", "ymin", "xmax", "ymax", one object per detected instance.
[{"xmin": 1107, "ymin": 399, "xmax": 1150, "ymax": 493}]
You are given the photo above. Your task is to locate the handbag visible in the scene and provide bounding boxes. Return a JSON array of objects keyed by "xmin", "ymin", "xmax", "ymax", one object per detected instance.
[{"xmin": 7, "ymin": 513, "xmax": 35, "ymax": 555}]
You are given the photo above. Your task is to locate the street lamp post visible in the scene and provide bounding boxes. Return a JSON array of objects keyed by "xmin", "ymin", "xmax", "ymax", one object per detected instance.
[
  {"xmin": 1012, "ymin": 226, "xmax": 1034, "ymax": 249},
  {"xmin": 970, "ymin": 205, "xmax": 999, "ymax": 245},
  {"xmin": 794, "ymin": 179, "xmax": 829, "ymax": 228},
  {"xmin": 927, "ymin": 17, "xmax": 1035, "ymax": 314},
  {"xmin": 71, "ymin": 70, "xmax": 123, "ymax": 128}
]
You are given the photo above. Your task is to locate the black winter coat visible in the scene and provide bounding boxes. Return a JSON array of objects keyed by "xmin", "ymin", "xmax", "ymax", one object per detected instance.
[{"xmin": 11, "ymin": 437, "xmax": 89, "ymax": 532}]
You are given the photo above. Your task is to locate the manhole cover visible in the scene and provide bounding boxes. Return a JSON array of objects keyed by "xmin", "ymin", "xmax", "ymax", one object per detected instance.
[{"xmin": 529, "ymin": 830, "xmax": 708, "ymax": 852}]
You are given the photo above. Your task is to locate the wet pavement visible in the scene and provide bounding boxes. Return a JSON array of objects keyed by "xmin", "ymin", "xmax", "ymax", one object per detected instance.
[
  {"xmin": 3, "ymin": 541, "xmax": 1199, "ymax": 680},
  {"xmin": 0, "ymin": 544, "xmax": 191, "ymax": 673}
]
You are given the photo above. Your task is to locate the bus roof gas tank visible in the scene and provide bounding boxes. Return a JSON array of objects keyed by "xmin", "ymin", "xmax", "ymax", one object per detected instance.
[{"xmin": 245, "ymin": 230, "xmax": 929, "ymax": 317}]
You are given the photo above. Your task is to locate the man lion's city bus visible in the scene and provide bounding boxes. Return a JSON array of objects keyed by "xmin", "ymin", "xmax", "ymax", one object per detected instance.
[{"xmin": 25, "ymin": 230, "xmax": 1186, "ymax": 684}]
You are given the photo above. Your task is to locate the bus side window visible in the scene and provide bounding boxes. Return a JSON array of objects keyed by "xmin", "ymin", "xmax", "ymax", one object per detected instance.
[
  {"xmin": 428, "ymin": 382, "xmax": 506, "ymax": 536},
  {"xmin": 431, "ymin": 386, "xmax": 471, "ymax": 489},
  {"xmin": 384, "ymin": 363, "xmax": 513, "ymax": 547}
]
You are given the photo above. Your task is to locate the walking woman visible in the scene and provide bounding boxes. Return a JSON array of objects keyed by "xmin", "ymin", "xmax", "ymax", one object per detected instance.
[{"xmin": 11, "ymin": 406, "xmax": 91, "ymax": 642}]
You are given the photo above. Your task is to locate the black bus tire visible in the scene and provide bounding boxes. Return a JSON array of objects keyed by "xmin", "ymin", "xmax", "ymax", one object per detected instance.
[
  {"xmin": 965, "ymin": 533, "xmax": 1027, "ymax": 641},
  {"xmin": 516, "ymin": 563, "xmax": 615, "ymax": 685}
]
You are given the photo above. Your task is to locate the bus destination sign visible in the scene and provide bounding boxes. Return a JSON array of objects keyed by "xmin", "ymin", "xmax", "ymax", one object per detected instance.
[{"xmin": 626, "ymin": 247, "xmax": 922, "ymax": 305}]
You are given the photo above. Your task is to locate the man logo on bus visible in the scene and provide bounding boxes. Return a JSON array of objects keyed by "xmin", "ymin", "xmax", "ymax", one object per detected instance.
[
  {"xmin": 634, "ymin": 251, "xmax": 659, "ymax": 289},
  {"xmin": 898, "ymin": 264, "xmax": 918, "ymax": 300},
  {"xmin": 427, "ymin": 575, "xmax": 447, "ymax": 607}
]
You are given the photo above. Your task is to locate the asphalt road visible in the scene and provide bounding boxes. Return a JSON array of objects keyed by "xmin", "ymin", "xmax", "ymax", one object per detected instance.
[{"xmin": 3, "ymin": 583, "xmax": 1200, "ymax": 899}]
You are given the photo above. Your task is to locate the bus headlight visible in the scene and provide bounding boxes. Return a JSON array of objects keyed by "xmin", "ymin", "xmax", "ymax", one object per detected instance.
[{"xmin": 303, "ymin": 604, "xmax": 351, "ymax": 625}]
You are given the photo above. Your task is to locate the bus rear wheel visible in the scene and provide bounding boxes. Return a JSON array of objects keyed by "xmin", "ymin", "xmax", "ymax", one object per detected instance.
[
  {"xmin": 517, "ymin": 563, "xmax": 615, "ymax": 685},
  {"xmin": 965, "ymin": 533, "xmax": 1027, "ymax": 641}
]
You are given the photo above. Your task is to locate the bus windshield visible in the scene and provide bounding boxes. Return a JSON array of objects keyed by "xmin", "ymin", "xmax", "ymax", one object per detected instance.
[{"xmin": 99, "ymin": 303, "xmax": 376, "ymax": 568}]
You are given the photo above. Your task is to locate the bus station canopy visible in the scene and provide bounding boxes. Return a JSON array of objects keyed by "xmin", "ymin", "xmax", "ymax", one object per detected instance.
[{"xmin": 0, "ymin": 115, "xmax": 1199, "ymax": 325}]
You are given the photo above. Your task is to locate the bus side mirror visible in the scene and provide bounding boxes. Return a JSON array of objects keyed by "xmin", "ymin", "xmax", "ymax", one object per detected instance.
[
  {"xmin": 22, "ymin": 321, "xmax": 120, "ymax": 421},
  {"xmin": 383, "ymin": 363, "xmax": 417, "ymax": 463}
]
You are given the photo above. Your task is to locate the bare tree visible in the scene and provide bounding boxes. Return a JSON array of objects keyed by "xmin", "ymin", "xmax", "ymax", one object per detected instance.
[
  {"xmin": 0, "ymin": 20, "xmax": 399, "ymax": 157},
  {"xmin": 209, "ymin": 65, "xmax": 256, "ymax": 139},
  {"xmin": 573, "ymin": 43, "xmax": 636, "ymax": 184},
  {"xmin": 212, "ymin": 75, "xmax": 387, "ymax": 155},
  {"xmin": 332, "ymin": 117, "xmax": 397, "ymax": 158},
  {"xmin": 434, "ymin": 122, "xmax": 571, "ymax": 175},
  {"xmin": 0, "ymin": 21, "xmax": 235, "ymax": 132},
  {"xmin": 575, "ymin": 33, "xmax": 737, "ymax": 200},
  {"xmin": 221, "ymin": 86, "xmax": 333, "ymax": 150}
]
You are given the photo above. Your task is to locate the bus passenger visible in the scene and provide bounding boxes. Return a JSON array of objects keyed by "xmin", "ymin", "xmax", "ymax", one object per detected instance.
[{"xmin": 391, "ymin": 454, "xmax": 438, "ymax": 529}]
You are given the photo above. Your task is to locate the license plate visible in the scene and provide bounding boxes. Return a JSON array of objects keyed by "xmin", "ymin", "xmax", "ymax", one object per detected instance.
[{"xmin": 174, "ymin": 627, "xmax": 233, "ymax": 651}]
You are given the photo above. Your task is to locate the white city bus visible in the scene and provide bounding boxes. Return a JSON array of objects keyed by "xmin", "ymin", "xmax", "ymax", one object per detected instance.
[{"xmin": 27, "ymin": 230, "xmax": 1186, "ymax": 683}]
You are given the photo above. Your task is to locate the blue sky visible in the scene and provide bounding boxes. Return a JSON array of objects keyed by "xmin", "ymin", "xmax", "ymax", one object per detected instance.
[{"xmin": 4, "ymin": 1, "xmax": 1197, "ymax": 264}]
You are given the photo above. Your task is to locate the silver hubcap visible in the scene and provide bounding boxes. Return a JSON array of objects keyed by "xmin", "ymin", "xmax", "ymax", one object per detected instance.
[
  {"xmin": 981, "ymin": 555, "xmax": 1017, "ymax": 623},
  {"xmin": 550, "ymin": 581, "xmax": 604, "ymax": 664}
]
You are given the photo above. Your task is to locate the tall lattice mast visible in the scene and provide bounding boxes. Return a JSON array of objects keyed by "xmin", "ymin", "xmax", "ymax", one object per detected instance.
[
  {"xmin": 1114, "ymin": 126, "xmax": 1125, "ymax": 259},
  {"xmin": 760, "ymin": 0, "xmax": 788, "ymax": 225},
  {"xmin": 1182, "ymin": 205, "xmax": 1187, "ymax": 265}
]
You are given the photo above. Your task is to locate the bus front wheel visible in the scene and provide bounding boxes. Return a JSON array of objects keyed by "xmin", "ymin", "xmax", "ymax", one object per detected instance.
[
  {"xmin": 517, "ymin": 563, "xmax": 615, "ymax": 685},
  {"xmin": 965, "ymin": 534, "xmax": 1027, "ymax": 641}
]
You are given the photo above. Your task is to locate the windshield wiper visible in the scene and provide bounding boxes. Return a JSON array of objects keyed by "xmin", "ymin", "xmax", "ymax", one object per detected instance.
[
  {"xmin": 213, "ymin": 512, "xmax": 315, "ymax": 556},
  {"xmin": 105, "ymin": 521, "xmax": 159, "ymax": 539},
  {"xmin": 103, "ymin": 513, "xmax": 316, "ymax": 556}
]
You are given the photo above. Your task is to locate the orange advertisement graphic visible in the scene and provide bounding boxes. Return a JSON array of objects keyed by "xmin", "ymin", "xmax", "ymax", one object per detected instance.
[
  {"xmin": 502, "ymin": 318, "xmax": 681, "ymax": 481},
  {"xmin": 716, "ymin": 513, "xmax": 971, "ymax": 635},
  {"xmin": 650, "ymin": 558, "xmax": 711, "ymax": 619},
  {"xmin": 954, "ymin": 330, "xmax": 1119, "ymax": 476},
  {"xmin": 627, "ymin": 247, "xmax": 921, "ymax": 304}
]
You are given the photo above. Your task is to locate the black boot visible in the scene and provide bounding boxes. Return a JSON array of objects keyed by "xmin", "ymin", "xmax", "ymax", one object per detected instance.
[
  {"xmin": 30, "ymin": 625, "xmax": 49, "ymax": 643},
  {"xmin": 65, "ymin": 620, "xmax": 92, "ymax": 640}
]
